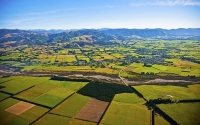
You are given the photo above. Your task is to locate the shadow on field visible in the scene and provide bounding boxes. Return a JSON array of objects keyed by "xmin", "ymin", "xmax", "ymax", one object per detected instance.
[
  {"xmin": 77, "ymin": 81, "xmax": 133, "ymax": 102},
  {"xmin": 0, "ymin": 79, "xmax": 12, "ymax": 84}
]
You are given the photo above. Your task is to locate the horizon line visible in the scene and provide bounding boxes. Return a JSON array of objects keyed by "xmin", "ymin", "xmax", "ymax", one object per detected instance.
[{"xmin": 1, "ymin": 27, "xmax": 200, "ymax": 30}]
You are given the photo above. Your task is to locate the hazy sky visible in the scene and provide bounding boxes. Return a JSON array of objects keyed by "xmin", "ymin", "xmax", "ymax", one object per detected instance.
[{"xmin": 0, "ymin": 0, "xmax": 200, "ymax": 29}]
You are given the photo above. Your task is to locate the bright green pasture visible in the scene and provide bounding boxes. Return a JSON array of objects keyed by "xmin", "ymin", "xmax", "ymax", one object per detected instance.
[
  {"xmin": 113, "ymin": 93, "xmax": 144, "ymax": 104},
  {"xmin": 129, "ymin": 63, "xmax": 160, "ymax": 74},
  {"xmin": 101, "ymin": 93, "xmax": 150, "ymax": 125},
  {"xmin": 0, "ymin": 76, "xmax": 49, "ymax": 94},
  {"xmin": 166, "ymin": 59, "xmax": 200, "ymax": 69},
  {"xmin": 164, "ymin": 59, "xmax": 200, "ymax": 76},
  {"xmin": 120, "ymin": 71, "xmax": 137, "ymax": 78},
  {"xmin": 111, "ymin": 53, "xmax": 124, "ymax": 58},
  {"xmin": 134, "ymin": 85, "xmax": 198, "ymax": 100},
  {"xmin": 129, "ymin": 61, "xmax": 200, "ymax": 76},
  {"xmin": 16, "ymin": 80, "xmax": 76, "ymax": 107},
  {"xmin": 15, "ymin": 78, "xmax": 86, "ymax": 102},
  {"xmin": 34, "ymin": 114, "xmax": 71, "ymax": 125},
  {"xmin": 32, "ymin": 94, "xmax": 63, "ymax": 107},
  {"xmin": 77, "ymin": 55, "xmax": 90, "ymax": 62},
  {"xmin": 101, "ymin": 101, "xmax": 150, "ymax": 125},
  {"xmin": 47, "ymin": 88, "xmax": 74, "ymax": 98},
  {"xmin": 158, "ymin": 103, "xmax": 200, "ymax": 125},
  {"xmin": 63, "ymin": 55, "xmax": 77, "ymax": 62},
  {"xmin": 51, "ymin": 93, "xmax": 90, "ymax": 117},
  {"xmin": 21, "ymin": 65, "xmax": 45, "ymax": 71},
  {"xmin": 44, "ymin": 80, "xmax": 88, "ymax": 91},
  {"xmin": 15, "ymin": 84, "xmax": 55, "ymax": 101}
]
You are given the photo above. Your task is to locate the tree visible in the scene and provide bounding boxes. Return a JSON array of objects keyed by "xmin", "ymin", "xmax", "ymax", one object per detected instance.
[
  {"xmin": 100, "ymin": 64, "xmax": 106, "ymax": 68},
  {"xmin": 141, "ymin": 72, "xmax": 145, "ymax": 75}
]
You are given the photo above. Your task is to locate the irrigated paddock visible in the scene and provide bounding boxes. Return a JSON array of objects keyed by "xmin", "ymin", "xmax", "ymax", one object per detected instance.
[{"xmin": 75, "ymin": 98, "xmax": 109, "ymax": 123}]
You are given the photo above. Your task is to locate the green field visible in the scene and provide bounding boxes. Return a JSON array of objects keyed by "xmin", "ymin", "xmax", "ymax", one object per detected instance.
[
  {"xmin": 68, "ymin": 119, "xmax": 96, "ymax": 125},
  {"xmin": 19, "ymin": 106, "xmax": 49, "ymax": 121},
  {"xmin": 3, "ymin": 116, "xmax": 32, "ymax": 125},
  {"xmin": 32, "ymin": 94, "xmax": 64, "ymax": 107},
  {"xmin": 15, "ymin": 83, "xmax": 57, "ymax": 101},
  {"xmin": 1, "ymin": 30, "xmax": 200, "ymax": 125},
  {"xmin": 43, "ymin": 80, "xmax": 88, "ymax": 91},
  {"xmin": 15, "ymin": 78, "xmax": 87, "ymax": 106},
  {"xmin": 51, "ymin": 93, "xmax": 90, "ymax": 117},
  {"xmin": 113, "ymin": 93, "xmax": 144, "ymax": 104},
  {"xmin": 134, "ymin": 85, "xmax": 199, "ymax": 100},
  {"xmin": 1, "ymin": 40, "xmax": 200, "ymax": 79},
  {"xmin": 64, "ymin": 55, "xmax": 77, "ymax": 62},
  {"xmin": 34, "ymin": 114, "xmax": 72, "ymax": 125},
  {"xmin": 77, "ymin": 55, "xmax": 90, "ymax": 62},
  {"xmin": 0, "ymin": 76, "xmax": 44, "ymax": 94},
  {"xmin": 0, "ymin": 75, "xmax": 200, "ymax": 124},
  {"xmin": 0, "ymin": 111, "xmax": 16, "ymax": 125},
  {"xmin": 125, "ymin": 62, "xmax": 200, "ymax": 77},
  {"xmin": 154, "ymin": 115, "xmax": 170, "ymax": 125},
  {"xmin": 101, "ymin": 101, "xmax": 150, "ymax": 125},
  {"xmin": 101, "ymin": 93, "xmax": 150, "ymax": 125},
  {"xmin": 14, "ymin": 82, "xmax": 75, "ymax": 108},
  {"xmin": 0, "ymin": 98, "xmax": 20, "ymax": 111},
  {"xmin": 0, "ymin": 98, "xmax": 49, "ymax": 125},
  {"xmin": 158, "ymin": 103, "xmax": 200, "ymax": 125},
  {"xmin": 0, "ymin": 93, "xmax": 10, "ymax": 101}
]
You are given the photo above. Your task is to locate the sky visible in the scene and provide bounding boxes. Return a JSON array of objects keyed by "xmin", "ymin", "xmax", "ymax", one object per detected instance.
[{"xmin": 0, "ymin": 0, "xmax": 200, "ymax": 29}]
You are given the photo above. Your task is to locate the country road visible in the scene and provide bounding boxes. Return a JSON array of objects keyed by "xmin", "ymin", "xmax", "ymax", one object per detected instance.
[
  {"xmin": 74, "ymin": 43, "xmax": 81, "ymax": 49},
  {"xmin": 118, "ymin": 69, "xmax": 128, "ymax": 86}
]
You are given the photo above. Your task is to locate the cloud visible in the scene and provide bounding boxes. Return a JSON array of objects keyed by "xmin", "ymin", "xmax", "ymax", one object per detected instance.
[
  {"xmin": 6, "ymin": 17, "xmax": 52, "ymax": 25},
  {"xmin": 20, "ymin": 9, "xmax": 72, "ymax": 16},
  {"xmin": 19, "ymin": 5, "xmax": 122, "ymax": 17},
  {"xmin": 9, "ymin": 18, "xmax": 34, "ymax": 25},
  {"xmin": 130, "ymin": 0, "xmax": 200, "ymax": 6},
  {"xmin": 156, "ymin": 0, "xmax": 200, "ymax": 6}
]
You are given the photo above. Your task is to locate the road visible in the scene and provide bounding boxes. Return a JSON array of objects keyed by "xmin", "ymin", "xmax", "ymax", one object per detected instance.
[
  {"xmin": 74, "ymin": 43, "xmax": 81, "ymax": 49},
  {"xmin": 118, "ymin": 69, "xmax": 128, "ymax": 86}
]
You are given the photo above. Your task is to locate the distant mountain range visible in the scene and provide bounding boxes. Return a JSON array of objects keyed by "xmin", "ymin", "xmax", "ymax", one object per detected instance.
[
  {"xmin": 101, "ymin": 28, "xmax": 200, "ymax": 37},
  {"xmin": 0, "ymin": 28, "xmax": 200, "ymax": 45}
]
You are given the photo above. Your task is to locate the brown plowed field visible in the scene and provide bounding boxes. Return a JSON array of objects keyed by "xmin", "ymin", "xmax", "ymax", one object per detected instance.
[
  {"xmin": 5, "ymin": 101, "xmax": 35, "ymax": 115},
  {"xmin": 75, "ymin": 98, "xmax": 109, "ymax": 123}
]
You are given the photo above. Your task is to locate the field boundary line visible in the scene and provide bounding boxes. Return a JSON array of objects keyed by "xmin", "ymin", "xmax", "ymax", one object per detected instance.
[
  {"xmin": 0, "ymin": 93, "xmax": 10, "ymax": 102},
  {"xmin": 30, "ymin": 92, "xmax": 75, "ymax": 125},
  {"xmin": 48, "ymin": 112, "xmax": 72, "ymax": 118},
  {"xmin": 1, "ymin": 85, "xmax": 35, "ymax": 96},
  {"xmin": 97, "ymin": 98, "xmax": 113, "ymax": 125},
  {"xmin": 0, "ymin": 91, "xmax": 14, "ymax": 95},
  {"xmin": 74, "ymin": 117, "xmax": 97, "ymax": 124},
  {"xmin": 74, "ymin": 98, "xmax": 92, "ymax": 118},
  {"xmin": 0, "ymin": 79, "xmax": 13, "ymax": 84},
  {"xmin": 11, "ymin": 96, "xmax": 52, "ymax": 109}
]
